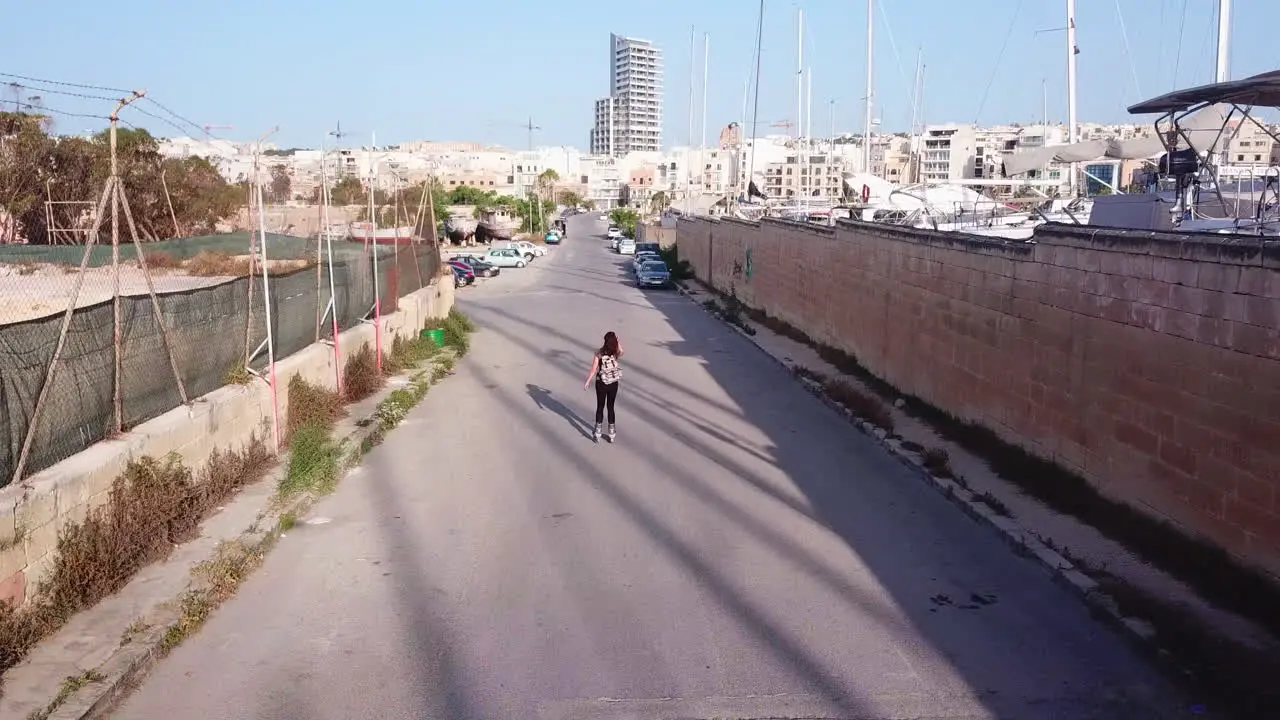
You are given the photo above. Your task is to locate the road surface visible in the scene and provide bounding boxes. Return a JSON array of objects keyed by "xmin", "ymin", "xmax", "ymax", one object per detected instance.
[{"xmin": 113, "ymin": 214, "xmax": 1190, "ymax": 719}]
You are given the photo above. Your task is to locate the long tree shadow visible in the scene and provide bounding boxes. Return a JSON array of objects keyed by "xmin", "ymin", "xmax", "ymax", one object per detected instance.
[{"xmin": 458, "ymin": 235, "xmax": 1195, "ymax": 717}]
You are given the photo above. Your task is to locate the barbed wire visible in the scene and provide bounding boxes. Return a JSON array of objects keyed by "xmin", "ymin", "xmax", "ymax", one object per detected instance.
[
  {"xmin": 127, "ymin": 103, "xmax": 201, "ymax": 139},
  {"xmin": 0, "ymin": 71, "xmax": 133, "ymax": 96},
  {"xmin": 10, "ymin": 99, "xmax": 111, "ymax": 123},
  {"xmin": 140, "ymin": 97, "xmax": 219, "ymax": 140},
  {"xmin": 1, "ymin": 82, "xmax": 122, "ymax": 104},
  {"xmin": 1, "ymin": 70, "xmax": 227, "ymax": 142}
]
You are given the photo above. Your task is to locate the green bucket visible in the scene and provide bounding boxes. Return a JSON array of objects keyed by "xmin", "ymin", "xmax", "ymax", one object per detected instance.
[{"xmin": 422, "ymin": 328, "xmax": 445, "ymax": 348}]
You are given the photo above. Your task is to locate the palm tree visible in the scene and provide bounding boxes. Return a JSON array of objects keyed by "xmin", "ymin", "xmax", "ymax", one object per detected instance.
[{"xmin": 535, "ymin": 169, "xmax": 560, "ymax": 232}]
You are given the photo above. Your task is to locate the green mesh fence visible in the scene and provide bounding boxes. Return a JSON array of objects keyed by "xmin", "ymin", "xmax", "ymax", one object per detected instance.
[{"xmin": 0, "ymin": 234, "xmax": 440, "ymax": 486}]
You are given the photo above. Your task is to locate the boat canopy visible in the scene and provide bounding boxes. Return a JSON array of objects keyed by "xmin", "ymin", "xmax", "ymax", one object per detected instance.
[
  {"xmin": 1000, "ymin": 104, "xmax": 1232, "ymax": 177},
  {"xmin": 1127, "ymin": 69, "xmax": 1280, "ymax": 114}
]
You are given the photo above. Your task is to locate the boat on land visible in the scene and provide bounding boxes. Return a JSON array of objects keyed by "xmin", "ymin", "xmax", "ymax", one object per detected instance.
[
  {"xmin": 347, "ymin": 222, "xmax": 417, "ymax": 245},
  {"xmin": 444, "ymin": 215, "xmax": 478, "ymax": 244}
]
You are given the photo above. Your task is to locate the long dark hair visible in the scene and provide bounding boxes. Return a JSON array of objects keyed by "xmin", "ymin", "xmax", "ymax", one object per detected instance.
[{"xmin": 599, "ymin": 331, "xmax": 619, "ymax": 357}]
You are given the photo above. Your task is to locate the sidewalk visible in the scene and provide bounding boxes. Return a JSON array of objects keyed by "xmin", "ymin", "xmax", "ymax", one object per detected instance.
[
  {"xmin": 0, "ymin": 348, "xmax": 462, "ymax": 720},
  {"xmin": 676, "ymin": 280, "xmax": 1278, "ymax": 715}
]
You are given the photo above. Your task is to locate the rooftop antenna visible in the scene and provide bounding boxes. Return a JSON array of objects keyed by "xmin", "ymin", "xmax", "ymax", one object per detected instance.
[{"xmin": 522, "ymin": 116, "xmax": 541, "ymax": 150}]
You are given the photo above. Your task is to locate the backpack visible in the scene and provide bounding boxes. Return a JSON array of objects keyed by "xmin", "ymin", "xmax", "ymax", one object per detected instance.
[{"xmin": 598, "ymin": 353, "xmax": 622, "ymax": 384}]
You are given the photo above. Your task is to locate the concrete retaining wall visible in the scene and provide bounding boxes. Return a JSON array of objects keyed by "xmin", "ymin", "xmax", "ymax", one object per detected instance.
[
  {"xmin": 0, "ymin": 277, "xmax": 455, "ymax": 606},
  {"xmin": 678, "ymin": 215, "xmax": 1280, "ymax": 578},
  {"xmin": 637, "ymin": 223, "xmax": 676, "ymax": 248}
]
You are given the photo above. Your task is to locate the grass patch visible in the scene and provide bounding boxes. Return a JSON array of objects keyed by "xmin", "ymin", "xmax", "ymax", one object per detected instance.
[
  {"xmin": 185, "ymin": 250, "xmax": 252, "ymax": 277},
  {"xmin": 701, "ymin": 279, "xmax": 1280, "ymax": 645},
  {"xmin": 658, "ymin": 244, "xmax": 695, "ymax": 280},
  {"xmin": 791, "ymin": 366, "xmax": 827, "ymax": 384},
  {"xmin": 0, "ymin": 438, "xmax": 274, "ymax": 678},
  {"xmin": 27, "ymin": 669, "xmax": 106, "ymax": 720},
  {"xmin": 285, "ymin": 374, "xmax": 344, "ymax": 441},
  {"xmin": 974, "ymin": 491, "xmax": 1013, "ymax": 518},
  {"xmin": 141, "ymin": 251, "xmax": 182, "ymax": 270},
  {"xmin": 921, "ymin": 447, "xmax": 954, "ymax": 478},
  {"xmin": 223, "ymin": 365, "xmax": 252, "ymax": 385},
  {"xmin": 383, "ymin": 333, "xmax": 439, "ymax": 375},
  {"xmin": 342, "ymin": 343, "xmax": 383, "ymax": 402},
  {"xmin": 425, "ymin": 307, "xmax": 475, "ymax": 357},
  {"xmin": 1097, "ymin": 577, "xmax": 1280, "ymax": 718},
  {"xmin": 822, "ymin": 379, "xmax": 895, "ymax": 433},
  {"xmin": 119, "ymin": 619, "xmax": 150, "ymax": 646},
  {"xmin": 278, "ymin": 425, "xmax": 341, "ymax": 498},
  {"xmin": 278, "ymin": 511, "xmax": 298, "ymax": 532},
  {"xmin": 159, "ymin": 538, "xmax": 270, "ymax": 655}
]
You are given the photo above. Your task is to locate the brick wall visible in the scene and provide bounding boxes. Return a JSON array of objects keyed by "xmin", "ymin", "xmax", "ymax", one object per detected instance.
[
  {"xmin": 678, "ymin": 216, "xmax": 1280, "ymax": 578},
  {"xmin": 0, "ymin": 278, "xmax": 455, "ymax": 607}
]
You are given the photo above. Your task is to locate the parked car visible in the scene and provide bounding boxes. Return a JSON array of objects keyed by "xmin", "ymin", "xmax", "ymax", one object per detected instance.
[
  {"xmin": 451, "ymin": 256, "xmax": 499, "ymax": 277},
  {"xmin": 632, "ymin": 251, "xmax": 661, "ymax": 272},
  {"xmin": 514, "ymin": 240, "xmax": 546, "ymax": 259},
  {"xmin": 482, "ymin": 247, "xmax": 530, "ymax": 268},
  {"xmin": 451, "ymin": 265, "xmax": 474, "ymax": 287},
  {"xmin": 635, "ymin": 242, "xmax": 661, "ymax": 256},
  {"xmin": 606, "ymin": 226, "xmax": 622, "ymax": 239},
  {"xmin": 635, "ymin": 260, "xmax": 671, "ymax": 288},
  {"xmin": 617, "ymin": 238, "xmax": 636, "ymax": 255},
  {"xmin": 544, "ymin": 231, "xmax": 561, "ymax": 245},
  {"xmin": 448, "ymin": 261, "xmax": 476, "ymax": 282}
]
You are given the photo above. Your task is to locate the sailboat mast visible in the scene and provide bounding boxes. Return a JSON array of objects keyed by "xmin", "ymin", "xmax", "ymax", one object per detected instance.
[
  {"xmin": 1216, "ymin": 0, "xmax": 1232, "ymax": 82},
  {"xmin": 863, "ymin": 0, "xmax": 874, "ymax": 175},
  {"xmin": 701, "ymin": 33, "xmax": 710, "ymax": 151},
  {"xmin": 686, "ymin": 26, "xmax": 695, "ymax": 214},
  {"xmin": 1066, "ymin": 0, "xmax": 1079, "ymax": 197},
  {"xmin": 747, "ymin": 0, "xmax": 765, "ymax": 206},
  {"xmin": 797, "ymin": 8, "xmax": 805, "ymax": 205}
]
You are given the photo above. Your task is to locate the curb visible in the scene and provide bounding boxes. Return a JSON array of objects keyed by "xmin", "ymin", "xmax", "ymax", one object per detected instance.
[
  {"xmin": 46, "ymin": 351, "xmax": 459, "ymax": 720},
  {"xmin": 674, "ymin": 281, "xmax": 1170, "ymax": 668}
]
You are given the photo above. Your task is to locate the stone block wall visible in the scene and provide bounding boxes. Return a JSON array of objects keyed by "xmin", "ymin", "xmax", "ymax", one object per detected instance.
[
  {"xmin": 0, "ymin": 277, "xmax": 455, "ymax": 606},
  {"xmin": 678, "ymin": 216, "xmax": 1280, "ymax": 578}
]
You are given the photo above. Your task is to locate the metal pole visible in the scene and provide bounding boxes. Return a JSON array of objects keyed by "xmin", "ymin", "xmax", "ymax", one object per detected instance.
[
  {"xmin": 369, "ymin": 133, "xmax": 383, "ymax": 375},
  {"xmin": 1215, "ymin": 0, "xmax": 1231, "ymax": 83},
  {"xmin": 253, "ymin": 127, "xmax": 281, "ymax": 450},
  {"xmin": 12, "ymin": 179, "xmax": 114, "ymax": 485},
  {"xmin": 864, "ymin": 0, "xmax": 875, "ymax": 176},
  {"xmin": 746, "ymin": 0, "xmax": 765, "ymax": 203},
  {"xmin": 686, "ymin": 26, "xmax": 695, "ymax": 214},
  {"xmin": 701, "ymin": 33, "xmax": 710, "ymax": 152},
  {"xmin": 1066, "ymin": 0, "xmax": 1080, "ymax": 197},
  {"xmin": 110, "ymin": 118, "xmax": 122, "ymax": 435},
  {"xmin": 321, "ymin": 144, "xmax": 343, "ymax": 396}
]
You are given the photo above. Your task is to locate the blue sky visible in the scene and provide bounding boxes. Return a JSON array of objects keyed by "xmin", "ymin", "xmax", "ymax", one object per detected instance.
[{"xmin": 3, "ymin": 0, "xmax": 1273, "ymax": 149}]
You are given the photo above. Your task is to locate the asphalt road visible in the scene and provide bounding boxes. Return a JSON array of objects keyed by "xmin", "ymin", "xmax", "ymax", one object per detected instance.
[{"xmin": 113, "ymin": 214, "xmax": 1192, "ymax": 719}]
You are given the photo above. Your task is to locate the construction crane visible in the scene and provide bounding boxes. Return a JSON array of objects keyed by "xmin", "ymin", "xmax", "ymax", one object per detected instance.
[
  {"xmin": 769, "ymin": 119, "xmax": 795, "ymax": 131},
  {"xmin": 522, "ymin": 116, "xmax": 541, "ymax": 151},
  {"xmin": 202, "ymin": 124, "xmax": 233, "ymax": 137}
]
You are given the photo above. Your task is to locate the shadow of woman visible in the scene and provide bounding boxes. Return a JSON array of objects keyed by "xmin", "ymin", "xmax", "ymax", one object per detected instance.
[{"xmin": 527, "ymin": 384, "xmax": 595, "ymax": 440}]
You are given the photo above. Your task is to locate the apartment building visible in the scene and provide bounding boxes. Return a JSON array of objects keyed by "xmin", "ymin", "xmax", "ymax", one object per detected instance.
[{"xmin": 589, "ymin": 34, "xmax": 663, "ymax": 156}]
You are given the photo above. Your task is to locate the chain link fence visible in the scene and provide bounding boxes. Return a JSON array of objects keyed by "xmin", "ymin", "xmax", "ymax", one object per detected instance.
[{"xmin": 0, "ymin": 232, "xmax": 440, "ymax": 486}]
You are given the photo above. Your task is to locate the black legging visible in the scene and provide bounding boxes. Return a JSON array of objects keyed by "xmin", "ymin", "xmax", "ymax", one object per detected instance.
[{"xmin": 595, "ymin": 379, "xmax": 619, "ymax": 424}]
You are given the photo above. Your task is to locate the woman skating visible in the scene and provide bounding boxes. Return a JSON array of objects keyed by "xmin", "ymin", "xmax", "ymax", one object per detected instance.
[{"xmin": 583, "ymin": 331, "xmax": 623, "ymax": 442}]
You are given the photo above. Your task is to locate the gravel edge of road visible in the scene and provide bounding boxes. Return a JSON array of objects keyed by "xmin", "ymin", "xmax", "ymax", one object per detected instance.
[
  {"xmin": 45, "ymin": 350, "xmax": 463, "ymax": 720},
  {"xmin": 670, "ymin": 282, "xmax": 1190, "ymax": 684}
]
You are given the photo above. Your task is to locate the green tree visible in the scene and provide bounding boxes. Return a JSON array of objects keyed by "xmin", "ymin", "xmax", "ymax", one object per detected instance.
[
  {"xmin": 267, "ymin": 164, "xmax": 291, "ymax": 204},
  {"xmin": 649, "ymin": 190, "xmax": 671, "ymax": 214},
  {"xmin": 0, "ymin": 113, "xmax": 241, "ymax": 242},
  {"xmin": 609, "ymin": 208, "xmax": 640, "ymax": 238},
  {"xmin": 328, "ymin": 176, "xmax": 367, "ymax": 206},
  {"xmin": 556, "ymin": 189, "xmax": 583, "ymax": 208}
]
